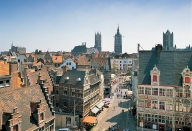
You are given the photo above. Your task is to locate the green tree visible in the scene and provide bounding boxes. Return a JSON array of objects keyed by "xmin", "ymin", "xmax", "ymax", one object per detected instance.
[
  {"xmin": 35, "ymin": 49, "xmax": 39, "ymax": 54},
  {"xmin": 39, "ymin": 50, "xmax": 42, "ymax": 54}
]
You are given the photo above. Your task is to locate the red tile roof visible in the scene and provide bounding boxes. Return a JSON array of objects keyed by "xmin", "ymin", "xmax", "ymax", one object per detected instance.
[{"xmin": 0, "ymin": 60, "xmax": 9, "ymax": 75}]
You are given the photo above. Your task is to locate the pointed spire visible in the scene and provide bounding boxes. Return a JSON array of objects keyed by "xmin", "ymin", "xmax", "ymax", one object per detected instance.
[{"xmin": 117, "ymin": 24, "xmax": 119, "ymax": 33}]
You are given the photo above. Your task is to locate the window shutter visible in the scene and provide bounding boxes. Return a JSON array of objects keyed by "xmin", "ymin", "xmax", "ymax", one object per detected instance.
[
  {"xmin": 153, "ymin": 75, "xmax": 157, "ymax": 81},
  {"xmin": 185, "ymin": 77, "xmax": 190, "ymax": 83}
]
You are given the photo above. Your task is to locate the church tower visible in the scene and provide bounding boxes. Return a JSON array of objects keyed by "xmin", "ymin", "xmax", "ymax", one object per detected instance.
[
  {"xmin": 114, "ymin": 25, "xmax": 122, "ymax": 54},
  {"xmin": 94, "ymin": 32, "xmax": 102, "ymax": 51},
  {"xmin": 163, "ymin": 30, "xmax": 174, "ymax": 50}
]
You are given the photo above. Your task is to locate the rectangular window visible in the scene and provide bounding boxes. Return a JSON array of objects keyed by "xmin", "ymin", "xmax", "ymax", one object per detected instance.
[
  {"xmin": 66, "ymin": 117, "xmax": 71, "ymax": 126},
  {"xmin": 176, "ymin": 89, "xmax": 182, "ymax": 97},
  {"xmin": 72, "ymin": 91, "xmax": 75, "ymax": 97},
  {"xmin": 152, "ymin": 101, "xmax": 158, "ymax": 109},
  {"xmin": 166, "ymin": 102, "xmax": 173, "ymax": 111},
  {"xmin": 0, "ymin": 81, "xmax": 4, "ymax": 87},
  {"xmin": 153, "ymin": 75, "xmax": 157, "ymax": 81},
  {"xmin": 183, "ymin": 102, "xmax": 190, "ymax": 112},
  {"xmin": 159, "ymin": 101, "xmax": 165, "ymax": 110},
  {"xmin": 152, "ymin": 88, "xmax": 158, "ymax": 95},
  {"xmin": 184, "ymin": 89, "xmax": 190, "ymax": 98},
  {"xmin": 40, "ymin": 113, "xmax": 44, "ymax": 121},
  {"xmin": 138, "ymin": 100, "xmax": 144, "ymax": 107},
  {"xmin": 176, "ymin": 102, "xmax": 183, "ymax": 112},
  {"xmin": 145, "ymin": 88, "xmax": 151, "ymax": 95},
  {"xmin": 185, "ymin": 77, "xmax": 190, "ymax": 83},
  {"xmin": 138, "ymin": 112, "xmax": 143, "ymax": 120},
  {"xmin": 144, "ymin": 114, "xmax": 151, "ymax": 121},
  {"xmin": 159, "ymin": 89, "xmax": 165, "ymax": 96},
  {"xmin": 166, "ymin": 89, "xmax": 173, "ymax": 97},
  {"xmin": 138, "ymin": 87, "xmax": 144, "ymax": 94},
  {"xmin": 6, "ymin": 80, "xmax": 10, "ymax": 86},
  {"xmin": 166, "ymin": 116, "xmax": 172, "ymax": 124},
  {"xmin": 145, "ymin": 99, "xmax": 151, "ymax": 108},
  {"xmin": 64, "ymin": 91, "xmax": 67, "ymax": 95}
]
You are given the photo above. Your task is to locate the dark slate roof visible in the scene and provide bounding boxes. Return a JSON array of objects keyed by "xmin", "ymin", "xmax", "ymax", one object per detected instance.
[
  {"xmin": 0, "ymin": 85, "xmax": 54, "ymax": 130},
  {"xmin": 59, "ymin": 70, "xmax": 86, "ymax": 85},
  {"xmin": 59, "ymin": 69, "xmax": 100, "ymax": 85},
  {"xmin": 139, "ymin": 50, "xmax": 192, "ymax": 86},
  {"xmin": 72, "ymin": 45, "xmax": 87, "ymax": 53}
]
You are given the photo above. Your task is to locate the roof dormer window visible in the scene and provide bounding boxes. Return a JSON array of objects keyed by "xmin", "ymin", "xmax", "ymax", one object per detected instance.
[
  {"xmin": 185, "ymin": 77, "xmax": 190, "ymax": 83},
  {"xmin": 153, "ymin": 75, "xmax": 157, "ymax": 82},
  {"xmin": 150, "ymin": 65, "xmax": 160, "ymax": 86},
  {"xmin": 181, "ymin": 66, "xmax": 191, "ymax": 86}
]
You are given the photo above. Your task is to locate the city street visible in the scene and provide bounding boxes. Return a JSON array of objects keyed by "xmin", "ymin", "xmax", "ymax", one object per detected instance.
[{"xmin": 93, "ymin": 76, "xmax": 136, "ymax": 131}]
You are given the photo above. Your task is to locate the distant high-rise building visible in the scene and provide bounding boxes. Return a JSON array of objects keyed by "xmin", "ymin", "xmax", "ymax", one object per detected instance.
[
  {"xmin": 11, "ymin": 43, "xmax": 26, "ymax": 53},
  {"xmin": 94, "ymin": 32, "xmax": 101, "ymax": 51},
  {"xmin": 163, "ymin": 30, "xmax": 174, "ymax": 50},
  {"xmin": 114, "ymin": 25, "xmax": 122, "ymax": 54}
]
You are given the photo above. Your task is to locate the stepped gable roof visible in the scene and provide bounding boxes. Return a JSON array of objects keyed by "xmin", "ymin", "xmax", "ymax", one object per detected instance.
[
  {"xmin": 52, "ymin": 55, "xmax": 63, "ymax": 63},
  {"xmin": 0, "ymin": 84, "xmax": 54, "ymax": 130},
  {"xmin": 27, "ymin": 66, "xmax": 53, "ymax": 95},
  {"xmin": 139, "ymin": 50, "xmax": 192, "ymax": 86},
  {"xmin": 77, "ymin": 55, "xmax": 91, "ymax": 66}
]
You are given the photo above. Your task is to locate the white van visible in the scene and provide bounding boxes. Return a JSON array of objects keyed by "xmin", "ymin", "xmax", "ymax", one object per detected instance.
[{"xmin": 58, "ymin": 128, "xmax": 70, "ymax": 131}]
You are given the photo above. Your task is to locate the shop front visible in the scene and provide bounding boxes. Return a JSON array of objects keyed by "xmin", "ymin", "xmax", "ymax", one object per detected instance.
[
  {"xmin": 159, "ymin": 124, "xmax": 165, "ymax": 131},
  {"xmin": 166, "ymin": 124, "xmax": 172, "ymax": 131}
]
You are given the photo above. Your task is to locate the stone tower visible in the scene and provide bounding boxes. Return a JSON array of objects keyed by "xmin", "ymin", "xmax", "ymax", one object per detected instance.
[
  {"xmin": 163, "ymin": 30, "xmax": 174, "ymax": 50},
  {"xmin": 94, "ymin": 32, "xmax": 102, "ymax": 51},
  {"xmin": 114, "ymin": 25, "xmax": 122, "ymax": 54}
]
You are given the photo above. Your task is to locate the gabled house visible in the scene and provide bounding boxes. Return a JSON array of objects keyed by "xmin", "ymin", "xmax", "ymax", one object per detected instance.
[
  {"xmin": 91, "ymin": 57, "xmax": 110, "ymax": 71},
  {"xmin": 44, "ymin": 51, "xmax": 52, "ymax": 65},
  {"xmin": 76, "ymin": 55, "xmax": 91, "ymax": 69},
  {"xmin": 27, "ymin": 53, "xmax": 36, "ymax": 62},
  {"xmin": 16, "ymin": 54, "xmax": 26, "ymax": 63},
  {"xmin": 60, "ymin": 58, "xmax": 76, "ymax": 70},
  {"xmin": 52, "ymin": 56, "xmax": 63, "ymax": 67}
]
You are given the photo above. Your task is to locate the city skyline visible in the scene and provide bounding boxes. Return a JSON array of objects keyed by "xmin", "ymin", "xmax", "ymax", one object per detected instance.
[{"xmin": 0, "ymin": 0, "xmax": 191, "ymax": 53}]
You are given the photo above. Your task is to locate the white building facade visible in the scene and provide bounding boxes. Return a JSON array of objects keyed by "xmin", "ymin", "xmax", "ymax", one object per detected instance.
[{"xmin": 60, "ymin": 58, "xmax": 76, "ymax": 70}]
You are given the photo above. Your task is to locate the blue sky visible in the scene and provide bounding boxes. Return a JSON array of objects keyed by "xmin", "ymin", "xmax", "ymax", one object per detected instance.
[{"xmin": 0, "ymin": 0, "xmax": 192, "ymax": 53}]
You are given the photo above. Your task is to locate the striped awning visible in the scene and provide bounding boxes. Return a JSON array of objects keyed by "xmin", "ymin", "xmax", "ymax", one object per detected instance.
[
  {"xmin": 96, "ymin": 102, "xmax": 104, "ymax": 109},
  {"xmin": 91, "ymin": 107, "xmax": 99, "ymax": 114}
]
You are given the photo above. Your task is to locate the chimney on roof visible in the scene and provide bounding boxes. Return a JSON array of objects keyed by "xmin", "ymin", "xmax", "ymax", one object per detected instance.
[
  {"xmin": 24, "ymin": 67, "xmax": 29, "ymax": 86},
  {"xmin": 63, "ymin": 65, "xmax": 68, "ymax": 74},
  {"xmin": 155, "ymin": 44, "xmax": 162, "ymax": 59}
]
